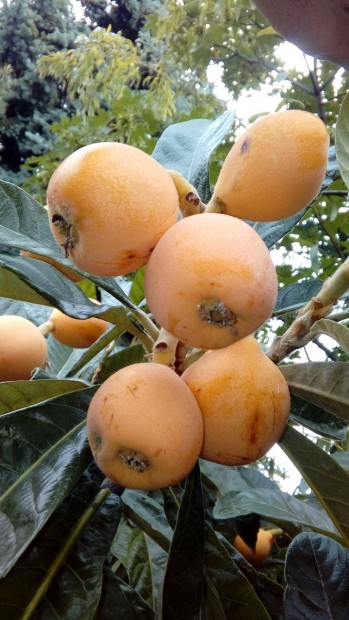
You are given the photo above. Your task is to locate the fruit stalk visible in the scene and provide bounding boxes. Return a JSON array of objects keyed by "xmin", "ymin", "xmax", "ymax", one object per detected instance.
[{"xmin": 168, "ymin": 169, "xmax": 206, "ymax": 217}]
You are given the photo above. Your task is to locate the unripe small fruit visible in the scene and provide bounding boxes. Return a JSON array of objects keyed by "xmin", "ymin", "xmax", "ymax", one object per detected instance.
[
  {"xmin": 87, "ymin": 363, "xmax": 204, "ymax": 489},
  {"xmin": 48, "ymin": 305, "xmax": 108, "ymax": 348},
  {"xmin": 144, "ymin": 213, "xmax": 278, "ymax": 350},
  {"xmin": 210, "ymin": 110, "xmax": 329, "ymax": 222},
  {"xmin": 182, "ymin": 336, "xmax": 290, "ymax": 465},
  {"xmin": 0, "ymin": 315, "xmax": 47, "ymax": 380},
  {"xmin": 233, "ymin": 528, "xmax": 274, "ymax": 565},
  {"xmin": 47, "ymin": 142, "xmax": 179, "ymax": 276}
]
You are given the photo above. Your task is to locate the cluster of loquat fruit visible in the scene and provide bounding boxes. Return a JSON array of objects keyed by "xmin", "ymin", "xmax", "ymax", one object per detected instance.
[{"xmin": 0, "ymin": 110, "xmax": 329, "ymax": 493}]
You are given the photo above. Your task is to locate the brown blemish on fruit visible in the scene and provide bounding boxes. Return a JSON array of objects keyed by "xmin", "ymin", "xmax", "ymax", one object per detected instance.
[
  {"xmin": 118, "ymin": 448, "xmax": 149, "ymax": 472},
  {"xmin": 240, "ymin": 139, "xmax": 250, "ymax": 154}
]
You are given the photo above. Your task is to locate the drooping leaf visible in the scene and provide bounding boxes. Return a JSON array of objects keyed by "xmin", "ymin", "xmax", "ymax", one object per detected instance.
[
  {"xmin": 0, "ymin": 482, "xmax": 121, "ymax": 620},
  {"xmin": 279, "ymin": 424, "xmax": 349, "ymax": 545},
  {"xmin": 0, "ymin": 379, "xmax": 89, "ymax": 416},
  {"xmin": 152, "ymin": 111, "xmax": 234, "ymax": 202},
  {"xmin": 204, "ymin": 526, "xmax": 271, "ymax": 619},
  {"xmin": 111, "ymin": 515, "xmax": 155, "ymax": 607},
  {"xmin": 284, "ymin": 532, "xmax": 349, "ymax": 619},
  {"xmin": 121, "ymin": 491, "xmax": 173, "ymax": 553},
  {"xmin": 290, "ymin": 394, "xmax": 349, "ymax": 440},
  {"xmin": 97, "ymin": 343, "xmax": 146, "ymax": 383},
  {"xmin": 95, "ymin": 567, "xmax": 156, "ymax": 620},
  {"xmin": 280, "ymin": 361, "xmax": 349, "ymax": 420},
  {"xmin": 335, "ymin": 92, "xmax": 349, "ymax": 189},
  {"xmin": 309, "ymin": 318, "xmax": 349, "ymax": 354},
  {"xmin": 0, "ymin": 389, "xmax": 94, "ymax": 577},
  {"xmin": 213, "ymin": 487, "xmax": 340, "ymax": 540},
  {"xmin": 159, "ymin": 463, "xmax": 205, "ymax": 620}
]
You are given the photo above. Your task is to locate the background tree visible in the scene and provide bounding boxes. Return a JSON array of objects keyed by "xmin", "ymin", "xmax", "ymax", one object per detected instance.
[{"xmin": 0, "ymin": 0, "xmax": 87, "ymax": 184}]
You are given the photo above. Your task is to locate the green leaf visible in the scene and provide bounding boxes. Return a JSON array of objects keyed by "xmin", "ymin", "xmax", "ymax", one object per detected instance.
[
  {"xmin": 0, "ymin": 181, "xmax": 58, "ymax": 255},
  {"xmin": 95, "ymin": 568, "xmax": 156, "ymax": 620},
  {"xmin": 274, "ymin": 280, "xmax": 322, "ymax": 315},
  {"xmin": 152, "ymin": 111, "xmax": 234, "ymax": 202},
  {"xmin": 284, "ymin": 532, "xmax": 349, "ymax": 619},
  {"xmin": 335, "ymin": 92, "xmax": 349, "ymax": 189},
  {"xmin": 112, "ymin": 515, "xmax": 156, "ymax": 607},
  {"xmin": 97, "ymin": 343, "xmax": 146, "ymax": 382},
  {"xmin": 204, "ymin": 526, "xmax": 271, "ymax": 619},
  {"xmin": 279, "ymin": 424, "xmax": 349, "ymax": 545},
  {"xmin": 0, "ymin": 379, "xmax": 89, "ymax": 416},
  {"xmin": 0, "ymin": 482, "xmax": 121, "ymax": 619},
  {"xmin": 290, "ymin": 394, "xmax": 349, "ymax": 440},
  {"xmin": 213, "ymin": 487, "xmax": 340, "ymax": 541},
  {"xmin": 0, "ymin": 389, "xmax": 94, "ymax": 577},
  {"xmin": 160, "ymin": 463, "xmax": 205, "ymax": 619},
  {"xmin": 280, "ymin": 362, "xmax": 349, "ymax": 420},
  {"xmin": 121, "ymin": 491, "xmax": 173, "ymax": 553},
  {"xmin": 129, "ymin": 267, "xmax": 146, "ymax": 305},
  {"xmin": 309, "ymin": 318, "xmax": 349, "ymax": 354}
]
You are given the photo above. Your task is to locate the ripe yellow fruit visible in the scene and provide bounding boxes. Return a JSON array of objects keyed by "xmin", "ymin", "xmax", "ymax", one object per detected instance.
[
  {"xmin": 49, "ymin": 305, "xmax": 108, "ymax": 348},
  {"xmin": 47, "ymin": 142, "xmax": 179, "ymax": 276},
  {"xmin": 87, "ymin": 363, "xmax": 204, "ymax": 489},
  {"xmin": 182, "ymin": 336, "xmax": 290, "ymax": 465},
  {"xmin": 0, "ymin": 315, "xmax": 48, "ymax": 380},
  {"xmin": 209, "ymin": 110, "xmax": 329, "ymax": 222},
  {"xmin": 144, "ymin": 213, "xmax": 278, "ymax": 350},
  {"xmin": 21, "ymin": 250, "xmax": 83, "ymax": 282},
  {"xmin": 233, "ymin": 528, "xmax": 274, "ymax": 565}
]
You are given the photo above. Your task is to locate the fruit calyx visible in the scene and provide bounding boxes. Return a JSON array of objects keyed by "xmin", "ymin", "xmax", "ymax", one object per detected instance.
[
  {"xmin": 118, "ymin": 448, "xmax": 149, "ymax": 472},
  {"xmin": 51, "ymin": 213, "xmax": 75, "ymax": 257},
  {"xmin": 198, "ymin": 298, "xmax": 237, "ymax": 329}
]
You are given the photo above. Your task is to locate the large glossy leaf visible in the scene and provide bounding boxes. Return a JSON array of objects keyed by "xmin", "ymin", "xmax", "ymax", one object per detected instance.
[
  {"xmin": 0, "ymin": 389, "xmax": 94, "ymax": 577},
  {"xmin": 0, "ymin": 482, "xmax": 121, "ymax": 619},
  {"xmin": 279, "ymin": 424, "xmax": 349, "ymax": 545},
  {"xmin": 0, "ymin": 181, "xmax": 58, "ymax": 254},
  {"xmin": 152, "ymin": 111, "xmax": 234, "ymax": 202},
  {"xmin": 97, "ymin": 343, "xmax": 146, "ymax": 383},
  {"xmin": 284, "ymin": 532, "xmax": 349, "ymax": 619},
  {"xmin": 335, "ymin": 92, "xmax": 349, "ymax": 189},
  {"xmin": 121, "ymin": 491, "xmax": 173, "ymax": 553},
  {"xmin": 280, "ymin": 362, "xmax": 349, "ymax": 420},
  {"xmin": 0, "ymin": 379, "xmax": 88, "ymax": 416},
  {"xmin": 290, "ymin": 394, "xmax": 348, "ymax": 440},
  {"xmin": 110, "ymin": 515, "xmax": 154, "ymax": 607},
  {"xmin": 200, "ymin": 460, "xmax": 280, "ymax": 499},
  {"xmin": 204, "ymin": 526, "xmax": 271, "ymax": 619},
  {"xmin": 95, "ymin": 567, "xmax": 156, "ymax": 620},
  {"xmin": 213, "ymin": 487, "xmax": 339, "ymax": 540},
  {"xmin": 160, "ymin": 463, "xmax": 205, "ymax": 619}
]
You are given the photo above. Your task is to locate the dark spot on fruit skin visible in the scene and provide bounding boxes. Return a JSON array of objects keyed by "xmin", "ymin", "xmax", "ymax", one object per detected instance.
[
  {"xmin": 249, "ymin": 410, "xmax": 261, "ymax": 445},
  {"xmin": 240, "ymin": 139, "xmax": 250, "ymax": 154}
]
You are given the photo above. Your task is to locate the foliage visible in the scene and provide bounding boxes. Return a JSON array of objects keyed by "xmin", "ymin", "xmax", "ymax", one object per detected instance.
[
  {"xmin": 0, "ymin": 103, "xmax": 349, "ymax": 616},
  {"xmin": 0, "ymin": 0, "xmax": 349, "ymax": 617}
]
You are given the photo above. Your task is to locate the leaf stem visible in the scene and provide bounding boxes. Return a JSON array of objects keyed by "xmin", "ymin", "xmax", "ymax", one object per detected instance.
[{"xmin": 20, "ymin": 487, "xmax": 111, "ymax": 620}]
